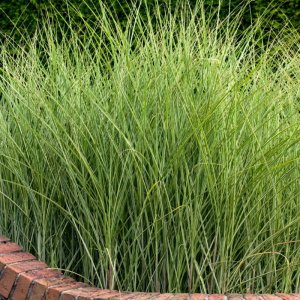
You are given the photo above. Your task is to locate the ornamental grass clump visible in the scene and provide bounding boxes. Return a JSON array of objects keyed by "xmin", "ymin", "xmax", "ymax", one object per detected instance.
[{"xmin": 0, "ymin": 1, "xmax": 300, "ymax": 294}]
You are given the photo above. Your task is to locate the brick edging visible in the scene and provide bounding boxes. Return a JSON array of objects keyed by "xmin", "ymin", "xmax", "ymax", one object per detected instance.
[{"xmin": 0, "ymin": 236, "xmax": 299, "ymax": 300}]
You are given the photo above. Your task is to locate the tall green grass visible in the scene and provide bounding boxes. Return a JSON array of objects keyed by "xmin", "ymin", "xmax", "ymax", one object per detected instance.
[{"xmin": 0, "ymin": 1, "xmax": 300, "ymax": 294}]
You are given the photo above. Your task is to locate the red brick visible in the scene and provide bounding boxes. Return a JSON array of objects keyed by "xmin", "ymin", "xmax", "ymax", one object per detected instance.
[
  {"xmin": 0, "ymin": 261, "xmax": 47, "ymax": 298},
  {"xmin": 78, "ymin": 288, "xmax": 114, "ymax": 299},
  {"xmin": 0, "ymin": 236, "xmax": 10, "ymax": 243},
  {"xmin": 8, "ymin": 260, "xmax": 47, "ymax": 273},
  {"xmin": 151, "ymin": 294, "xmax": 175, "ymax": 300},
  {"xmin": 29, "ymin": 276, "xmax": 75, "ymax": 300},
  {"xmin": 190, "ymin": 294, "xmax": 207, "ymax": 300},
  {"xmin": 0, "ymin": 252, "xmax": 36, "ymax": 269},
  {"xmin": 122, "ymin": 293, "xmax": 159, "ymax": 300},
  {"xmin": 89, "ymin": 291, "xmax": 124, "ymax": 300},
  {"xmin": 244, "ymin": 295, "xmax": 261, "ymax": 300},
  {"xmin": 209, "ymin": 294, "xmax": 226, "ymax": 300},
  {"xmin": 61, "ymin": 293, "xmax": 77, "ymax": 300},
  {"xmin": 261, "ymin": 295, "xmax": 281, "ymax": 300},
  {"xmin": 129, "ymin": 293, "xmax": 160, "ymax": 300},
  {"xmin": 0, "ymin": 243, "xmax": 22, "ymax": 254},
  {"xmin": 46, "ymin": 282, "xmax": 88, "ymax": 300},
  {"xmin": 0, "ymin": 268, "xmax": 17, "ymax": 298},
  {"xmin": 171, "ymin": 294, "xmax": 190, "ymax": 300},
  {"xmin": 62, "ymin": 288, "xmax": 113, "ymax": 300},
  {"xmin": 276, "ymin": 294, "xmax": 300, "ymax": 300},
  {"xmin": 6, "ymin": 237, "xmax": 300, "ymax": 300},
  {"xmin": 105, "ymin": 292, "xmax": 147, "ymax": 300},
  {"xmin": 11, "ymin": 268, "xmax": 63, "ymax": 300},
  {"xmin": 227, "ymin": 294, "xmax": 244, "ymax": 300}
]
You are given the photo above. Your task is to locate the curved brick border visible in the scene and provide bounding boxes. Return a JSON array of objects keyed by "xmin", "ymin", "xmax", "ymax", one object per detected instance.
[{"xmin": 0, "ymin": 236, "xmax": 300, "ymax": 300}]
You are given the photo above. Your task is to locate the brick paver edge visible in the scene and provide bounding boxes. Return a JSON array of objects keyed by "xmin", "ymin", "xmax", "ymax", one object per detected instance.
[{"xmin": 0, "ymin": 236, "xmax": 299, "ymax": 300}]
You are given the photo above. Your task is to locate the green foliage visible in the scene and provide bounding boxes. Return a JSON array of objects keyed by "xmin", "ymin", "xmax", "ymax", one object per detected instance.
[
  {"xmin": 0, "ymin": 0, "xmax": 159, "ymax": 38},
  {"xmin": 0, "ymin": 0, "xmax": 38, "ymax": 38},
  {"xmin": 0, "ymin": 0, "xmax": 300, "ymax": 40},
  {"xmin": 254, "ymin": 0, "xmax": 300, "ymax": 30},
  {"xmin": 0, "ymin": 4, "xmax": 300, "ymax": 293}
]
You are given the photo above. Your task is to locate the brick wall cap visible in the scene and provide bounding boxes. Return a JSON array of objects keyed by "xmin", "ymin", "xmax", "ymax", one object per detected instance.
[{"xmin": 0, "ymin": 236, "xmax": 300, "ymax": 300}]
